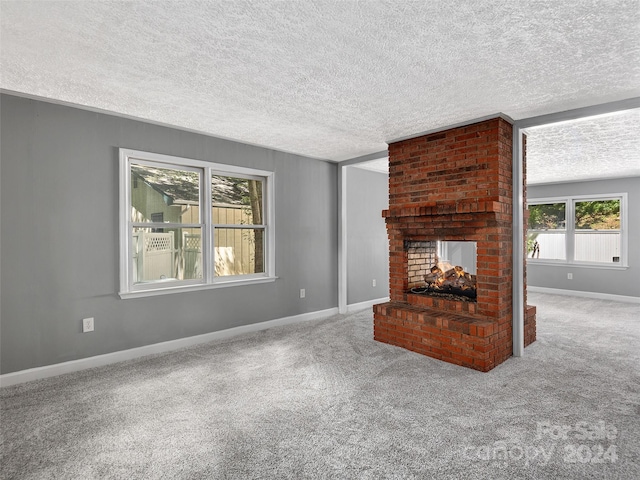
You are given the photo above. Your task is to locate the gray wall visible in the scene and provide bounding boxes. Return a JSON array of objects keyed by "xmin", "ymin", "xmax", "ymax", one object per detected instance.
[
  {"xmin": 346, "ymin": 166, "xmax": 389, "ymax": 304},
  {"xmin": 0, "ymin": 94, "xmax": 338, "ymax": 374},
  {"xmin": 527, "ymin": 176, "xmax": 640, "ymax": 298}
]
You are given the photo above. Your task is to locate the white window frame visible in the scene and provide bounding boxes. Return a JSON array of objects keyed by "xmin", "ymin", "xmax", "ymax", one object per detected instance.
[
  {"xmin": 119, "ymin": 149, "xmax": 276, "ymax": 298},
  {"xmin": 527, "ymin": 192, "xmax": 628, "ymax": 269}
]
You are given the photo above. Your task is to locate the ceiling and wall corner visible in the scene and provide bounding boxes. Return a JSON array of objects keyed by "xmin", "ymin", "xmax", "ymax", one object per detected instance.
[
  {"xmin": 351, "ymin": 105, "xmax": 640, "ymax": 182},
  {"xmin": 1, "ymin": 0, "xmax": 639, "ymax": 165}
]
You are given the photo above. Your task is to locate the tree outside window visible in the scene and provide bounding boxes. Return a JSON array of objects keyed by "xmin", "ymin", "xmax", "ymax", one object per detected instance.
[
  {"xmin": 528, "ymin": 196, "xmax": 624, "ymax": 265},
  {"xmin": 120, "ymin": 149, "xmax": 274, "ymax": 297}
]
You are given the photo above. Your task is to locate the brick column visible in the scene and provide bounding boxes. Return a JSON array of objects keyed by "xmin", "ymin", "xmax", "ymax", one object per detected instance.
[{"xmin": 374, "ymin": 117, "xmax": 536, "ymax": 372}]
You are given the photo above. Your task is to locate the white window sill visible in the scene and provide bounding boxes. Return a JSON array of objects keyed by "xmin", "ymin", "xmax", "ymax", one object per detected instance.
[
  {"xmin": 527, "ymin": 260, "xmax": 628, "ymax": 270},
  {"xmin": 119, "ymin": 276, "xmax": 278, "ymax": 299}
]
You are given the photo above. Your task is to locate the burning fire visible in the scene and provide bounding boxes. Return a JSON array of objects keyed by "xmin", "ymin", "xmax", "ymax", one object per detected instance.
[{"xmin": 419, "ymin": 263, "xmax": 477, "ymax": 299}]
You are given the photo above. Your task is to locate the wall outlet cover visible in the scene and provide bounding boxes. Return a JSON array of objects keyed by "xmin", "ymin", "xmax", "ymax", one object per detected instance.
[{"xmin": 82, "ymin": 317, "xmax": 95, "ymax": 333}]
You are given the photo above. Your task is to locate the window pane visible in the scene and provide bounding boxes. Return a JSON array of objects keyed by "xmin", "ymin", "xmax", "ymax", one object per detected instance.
[
  {"xmin": 132, "ymin": 227, "xmax": 202, "ymax": 284},
  {"xmin": 575, "ymin": 200, "xmax": 620, "ymax": 230},
  {"xmin": 528, "ymin": 203, "xmax": 566, "ymax": 230},
  {"xmin": 214, "ymin": 228, "xmax": 265, "ymax": 276},
  {"xmin": 131, "ymin": 164, "xmax": 200, "ymax": 223},
  {"xmin": 575, "ymin": 232, "xmax": 621, "ymax": 263},
  {"xmin": 527, "ymin": 232, "xmax": 566, "ymax": 260},
  {"xmin": 212, "ymin": 176, "xmax": 263, "ymax": 225}
]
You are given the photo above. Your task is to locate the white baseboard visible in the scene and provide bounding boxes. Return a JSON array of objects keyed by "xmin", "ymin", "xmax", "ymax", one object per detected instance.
[
  {"xmin": 0, "ymin": 307, "xmax": 339, "ymax": 388},
  {"xmin": 346, "ymin": 297, "xmax": 390, "ymax": 313},
  {"xmin": 529, "ymin": 286, "xmax": 640, "ymax": 304}
]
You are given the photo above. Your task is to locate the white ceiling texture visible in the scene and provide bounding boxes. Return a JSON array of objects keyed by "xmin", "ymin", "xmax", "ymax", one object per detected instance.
[{"xmin": 1, "ymin": 1, "xmax": 639, "ymax": 183}]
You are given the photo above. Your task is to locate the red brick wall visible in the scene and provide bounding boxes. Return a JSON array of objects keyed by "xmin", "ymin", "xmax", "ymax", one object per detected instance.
[{"xmin": 374, "ymin": 117, "xmax": 535, "ymax": 372}]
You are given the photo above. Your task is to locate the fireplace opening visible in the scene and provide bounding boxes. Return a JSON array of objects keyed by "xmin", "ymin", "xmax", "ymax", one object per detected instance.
[{"xmin": 406, "ymin": 241, "xmax": 477, "ymax": 302}]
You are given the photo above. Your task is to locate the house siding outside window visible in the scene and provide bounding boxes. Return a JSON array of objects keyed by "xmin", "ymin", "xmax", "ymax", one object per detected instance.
[{"xmin": 119, "ymin": 149, "xmax": 275, "ymax": 298}]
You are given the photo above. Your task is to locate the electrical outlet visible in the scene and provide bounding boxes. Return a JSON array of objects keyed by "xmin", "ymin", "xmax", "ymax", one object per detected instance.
[
  {"xmin": 300, "ymin": 289, "xmax": 306, "ymax": 299},
  {"xmin": 567, "ymin": 273, "xmax": 573, "ymax": 280},
  {"xmin": 372, "ymin": 279, "xmax": 376, "ymax": 287},
  {"xmin": 82, "ymin": 317, "xmax": 94, "ymax": 333}
]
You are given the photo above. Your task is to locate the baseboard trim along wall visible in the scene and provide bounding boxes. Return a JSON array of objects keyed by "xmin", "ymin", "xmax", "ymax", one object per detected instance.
[
  {"xmin": 0, "ymin": 307, "xmax": 339, "ymax": 388},
  {"xmin": 529, "ymin": 286, "xmax": 640, "ymax": 304},
  {"xmin": 346, "ymin": 297, "xmax": 390, "ymax": 313}
]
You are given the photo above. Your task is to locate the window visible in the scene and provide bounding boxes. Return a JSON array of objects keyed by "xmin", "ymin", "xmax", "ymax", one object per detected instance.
[
  {"xmin": 527, "ymin": 202, "xmax": 567, "ymax": 261},
  {"xmin": 150, "ymin": 213, "xmax": 164, "ymax": 232},
  {"xmin": 527, "ymin": 194, "xmax": 627, "ymax": 267},
  {"xmin": 120, "ymin": 149, "xmax": 275, "ymax": 297}
]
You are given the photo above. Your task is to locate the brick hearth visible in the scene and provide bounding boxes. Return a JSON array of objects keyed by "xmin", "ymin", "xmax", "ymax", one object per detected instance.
[{"xmin": 374, "ymin": 117, "xmax": 536, "ymax": 372}]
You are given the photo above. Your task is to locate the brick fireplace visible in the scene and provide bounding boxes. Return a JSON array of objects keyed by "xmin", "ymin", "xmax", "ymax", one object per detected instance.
[{"xmin": 373, "ymin": 117, "xmax": 536, "ymax": 372}]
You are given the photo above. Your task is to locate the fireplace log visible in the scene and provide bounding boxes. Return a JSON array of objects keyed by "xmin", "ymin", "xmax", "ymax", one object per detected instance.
[
  {"xmin": 424, "ymin": 272, "xmax": 441, "ymax": 283},
  {"xmin": 424, "ymin": 265, "xmax": 444, "ymax": 284},
  {"xmin": 420, "ymin": 263, "xmax": 477, "ymax": 300}
]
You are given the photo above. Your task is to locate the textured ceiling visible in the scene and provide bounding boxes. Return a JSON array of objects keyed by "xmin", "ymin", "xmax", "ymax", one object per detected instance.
[
  {"xmin": 525, "ymin": 108, "xmax": 640, "ymax": 184},
  {"xmin": 353, "ymin": 108, "xmax": 640, "ymax": 184},
  {"xmin": 1, "ymin": 0, "xmax": 639, "ymax": 164}
]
